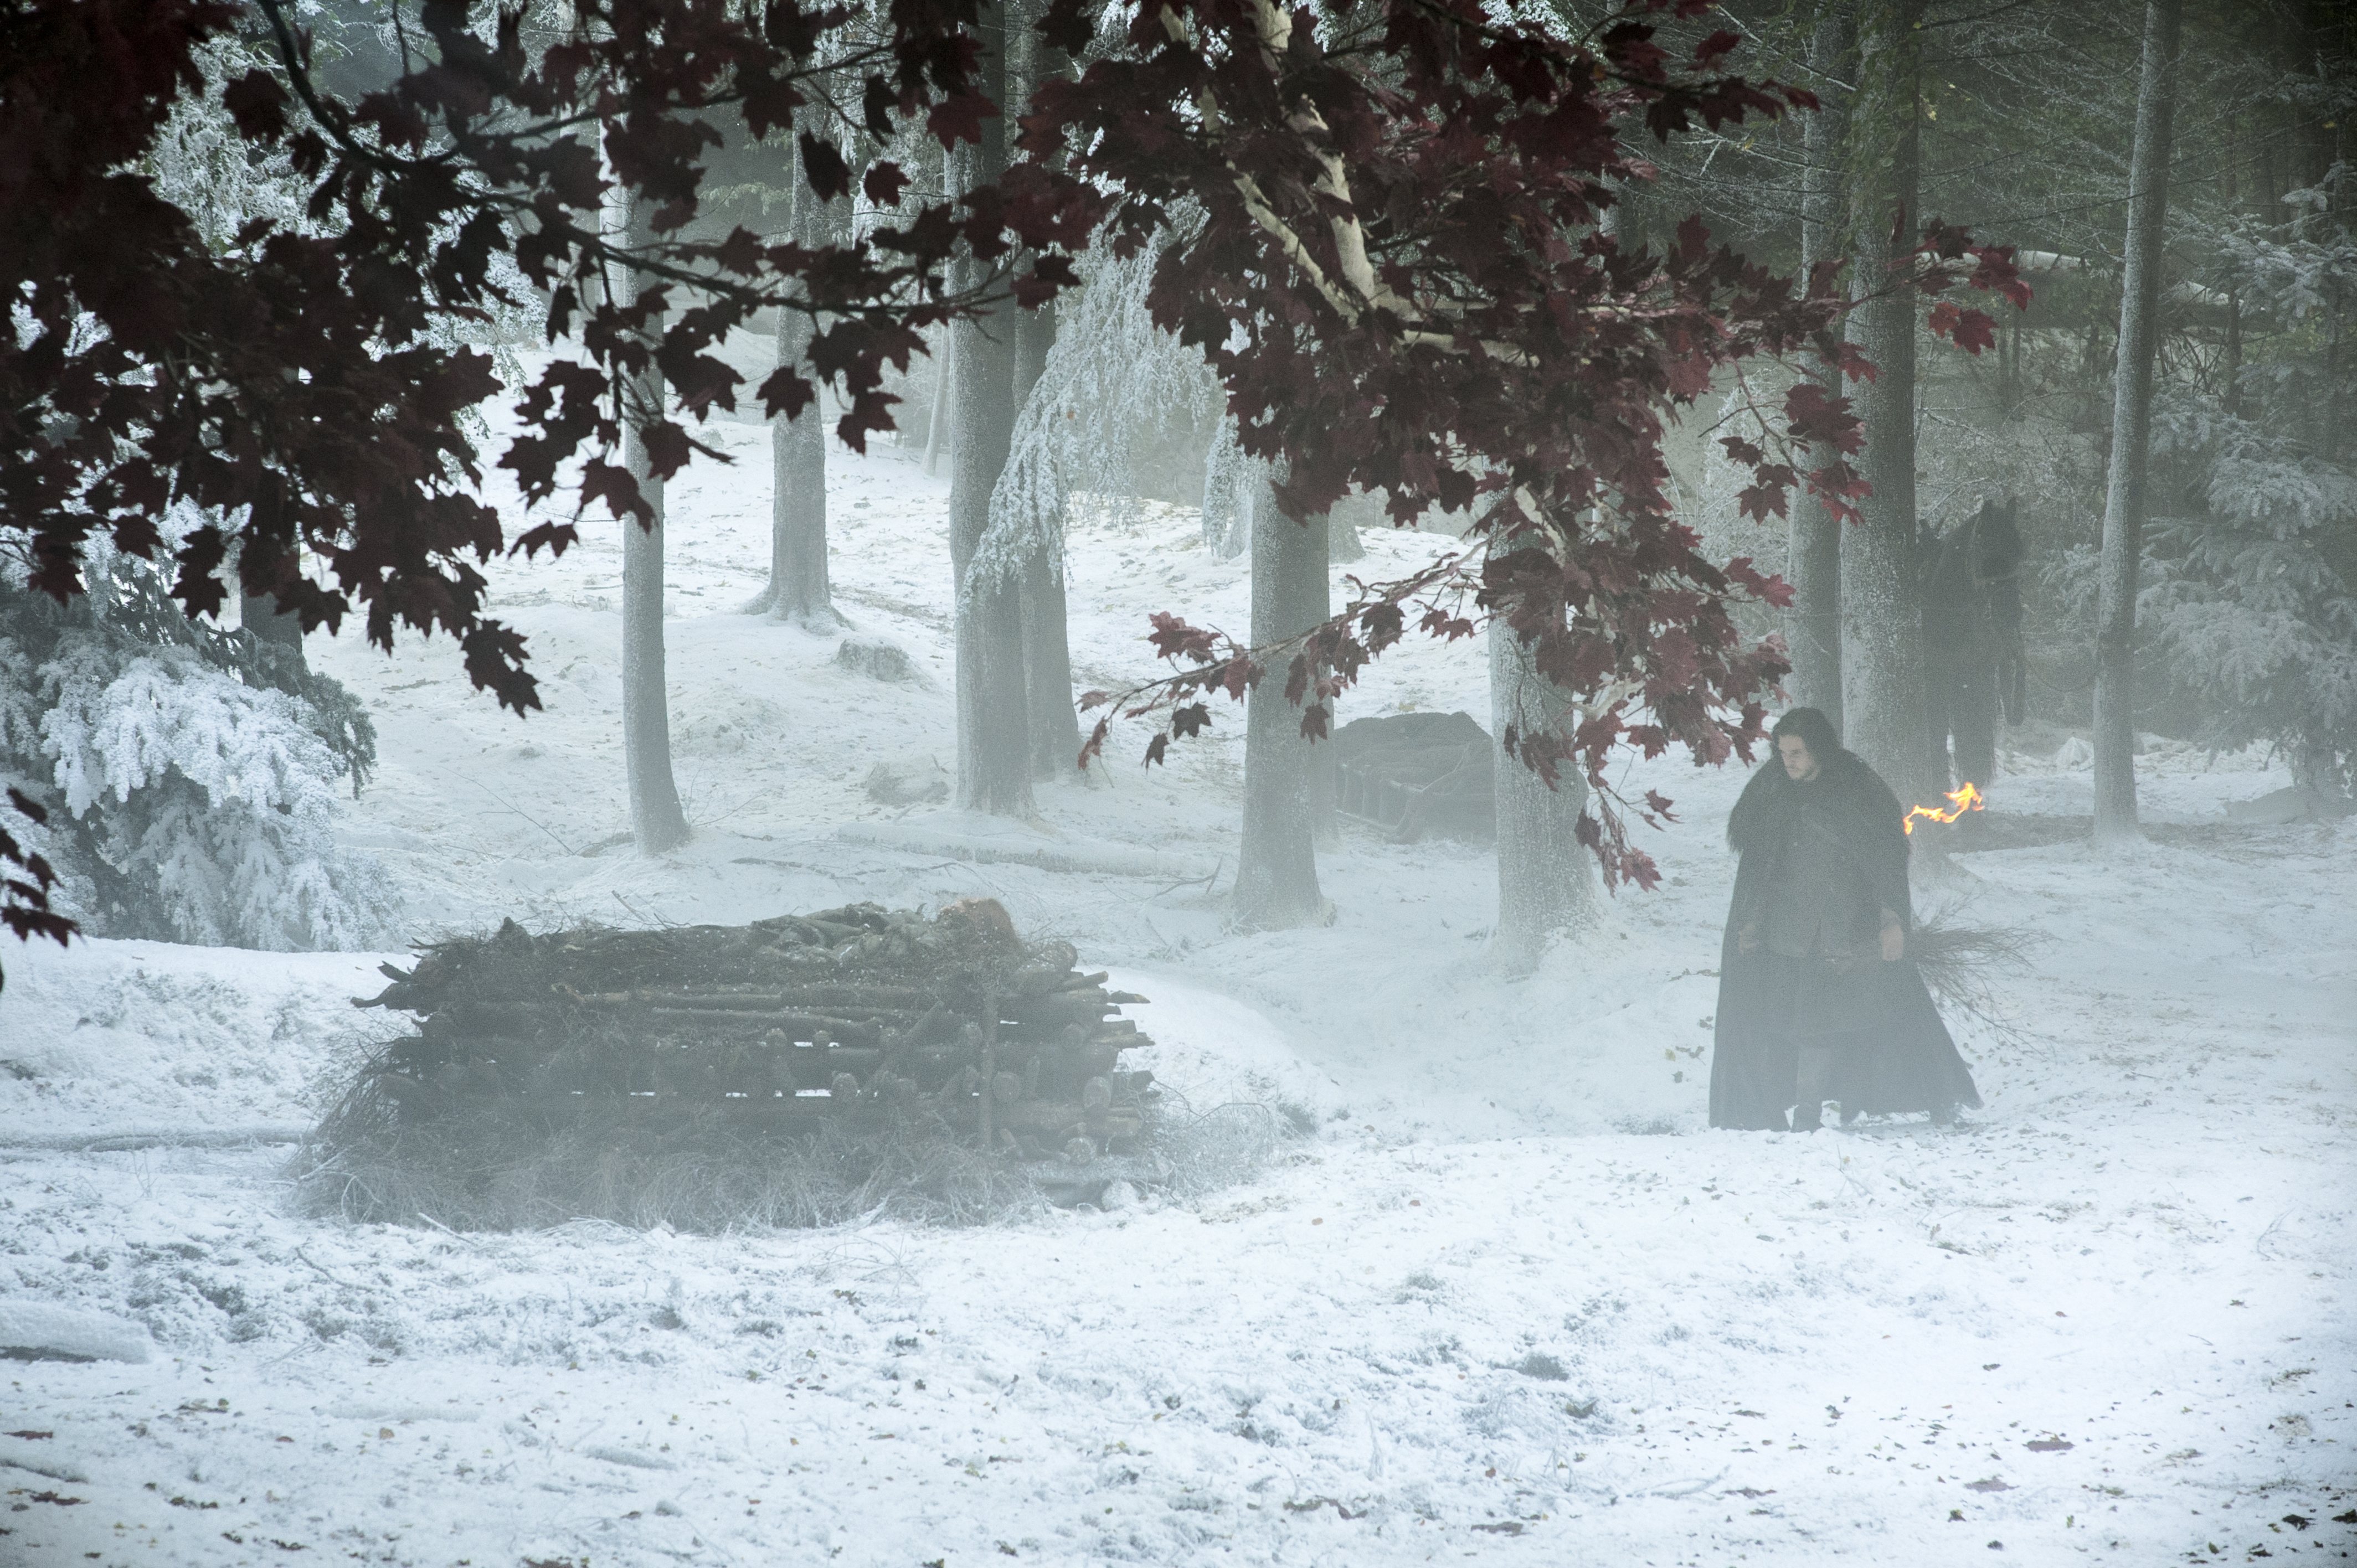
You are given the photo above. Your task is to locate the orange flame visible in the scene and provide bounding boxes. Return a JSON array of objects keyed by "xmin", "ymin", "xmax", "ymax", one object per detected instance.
[{"xmin": 1903, "ymin": 781, "xmax": 1984, "ymax": 835}]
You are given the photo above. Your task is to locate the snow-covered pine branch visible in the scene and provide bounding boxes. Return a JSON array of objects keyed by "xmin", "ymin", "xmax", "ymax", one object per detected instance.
[
  {"xmin": 2130, "ymin": 393, "xmax": 2357, "ymax": 798},
  {"xmin": 0, "ymin": 551, "xmax": 390, "ymax": 952},
  {"xmin": 965, "ymin": 225, "xmax": 1224, "ymax": 604}
]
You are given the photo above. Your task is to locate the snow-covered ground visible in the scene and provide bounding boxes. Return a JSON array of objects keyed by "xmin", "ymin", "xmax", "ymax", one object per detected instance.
[{"xmin": 4, "ymin": 403, "xmax": 2354, "ymax": 1566}]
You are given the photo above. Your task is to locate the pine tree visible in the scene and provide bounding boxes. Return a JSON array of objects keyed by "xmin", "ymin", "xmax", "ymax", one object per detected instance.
[
  {"xmin": 1202, "ymin": 419, "xmax": 1249, "ymax": 559},
  {"xmin": 0, "ymin": 553, "xmax": 385, "ymax": 951}
]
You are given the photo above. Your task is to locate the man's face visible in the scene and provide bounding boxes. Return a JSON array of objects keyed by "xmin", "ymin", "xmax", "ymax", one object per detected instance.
[{"xmin": 1779, "ymin": 735, "xmax": 1820, "ymax": 781}]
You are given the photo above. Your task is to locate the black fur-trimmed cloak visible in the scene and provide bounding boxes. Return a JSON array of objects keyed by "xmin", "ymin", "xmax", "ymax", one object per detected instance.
[{"xmin": 1708, "ymin": 749, "xmax": 1983, "ymax": 1131}]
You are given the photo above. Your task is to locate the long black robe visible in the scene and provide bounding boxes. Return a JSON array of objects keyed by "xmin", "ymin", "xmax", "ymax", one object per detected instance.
[{"xmin": 1708, "ymin": 750, "xmax": 1983, "ymax": 1130}]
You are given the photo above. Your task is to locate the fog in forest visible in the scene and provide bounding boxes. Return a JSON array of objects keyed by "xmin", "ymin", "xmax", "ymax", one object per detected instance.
[{"xmin": 1, "ymin": 1, "xmax": 2351, "ymax": 1564}]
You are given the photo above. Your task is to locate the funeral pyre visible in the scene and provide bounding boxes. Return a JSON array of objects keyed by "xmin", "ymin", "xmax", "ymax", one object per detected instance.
[{"xmin": 306, "ymin": 901, "xmax": 1164, "ymax": 1225}]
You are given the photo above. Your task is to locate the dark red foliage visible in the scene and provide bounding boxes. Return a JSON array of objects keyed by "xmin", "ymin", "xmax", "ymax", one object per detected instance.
[
  {"xmin": 1048, "ymin": 0, "xmax": 2025, "ymax": 886},
  {"xmin": 1, "ymin": 0, "xmax": 2027, "ymax": 910},
  {"xmin": 1, "ymin": 0, "xmax": 1099, "ymax": 718}
]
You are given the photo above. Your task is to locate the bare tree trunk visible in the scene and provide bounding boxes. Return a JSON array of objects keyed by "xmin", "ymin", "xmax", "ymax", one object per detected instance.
[
  {"xmin": 2093, "ymin": 0, "xmax": 2185, "ymax": 845},
  {"xmin": 1013, "ymin": 301, "xmax": 1082, "ymax": 778},
  {"xmin": 948, "ymin": 6, "xmax": 1032, "ymax": 817},
  {"xmin": 616, "ymin": 189, "xmax": 692, "ymax": 854},
  {"xmin": 921, "ymin": 137, "xmax": 959, "ymax": 481},
  {"xmin": 764, "ymin": 302, "xmax": 833, "ymax": 622},
  {"xmin": 1839, "ymin": 0, "xmax": 1941, "ymax": 817},
  {"xmin": 922, "ymin": 327, "xmax": 954, "ymax": 478},
  {"xmin": 1233, "ymin": 470, "xmax": 1333, "ymax": 929},
  {"xmin": 1486, "ymin": 615, "xmax": 1597, "ymax": 974},
  {"xmin": 1789, "ymin": 2, "xmax": 1854, "ymax": 726}
]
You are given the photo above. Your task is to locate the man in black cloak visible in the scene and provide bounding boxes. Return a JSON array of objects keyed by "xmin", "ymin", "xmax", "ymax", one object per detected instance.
[{"xmin": 1708, "ymin": 708, "xmax": 1983, "ymax": 1131}]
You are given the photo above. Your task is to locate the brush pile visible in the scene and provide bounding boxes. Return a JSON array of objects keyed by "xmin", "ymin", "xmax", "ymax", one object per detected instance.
[{"xmin": 302, "ymin": 900, "xmax": 1167, "ymax": 1228}]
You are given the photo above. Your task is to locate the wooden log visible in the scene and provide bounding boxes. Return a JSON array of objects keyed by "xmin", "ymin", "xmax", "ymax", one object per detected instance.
[
  {"xmin": 1000, "ymin": 995, "xmax": 1119, "ymax": 1030},
  {"xmin": 645, "ymin": 1009, "xmax": 883, "ymax": 1043},
  {"xmin": 578, "ymin": 982, "xmax": 938, "ymax": 1009},
  {"xmin": 1008, "ymin": 963, "xmax": 1075, "ymax": 997},
  {"xmin": 993, "ymin": 1099, "xmax": 1143, "ymax": 1138},
  {"xmin": 995, "ymin": 1099, "xmax": 1088, "ymax": 1134}
]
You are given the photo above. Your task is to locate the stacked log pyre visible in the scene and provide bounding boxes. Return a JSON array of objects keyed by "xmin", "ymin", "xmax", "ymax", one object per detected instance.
[{"xmin": 349, "ymin": 900, "xmax": 1155, "ymax": 1161}]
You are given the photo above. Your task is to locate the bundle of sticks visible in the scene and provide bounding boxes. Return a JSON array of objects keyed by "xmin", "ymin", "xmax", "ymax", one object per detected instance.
[{"xmin": 350, "ymin": 899, "xmax": 1155, "ymax": 1161}]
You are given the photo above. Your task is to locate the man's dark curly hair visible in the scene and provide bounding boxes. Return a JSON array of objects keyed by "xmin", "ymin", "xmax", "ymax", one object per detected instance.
[{"xmin": 1768, "ymin": 706, "xmax": 1842, "ymax": 760}]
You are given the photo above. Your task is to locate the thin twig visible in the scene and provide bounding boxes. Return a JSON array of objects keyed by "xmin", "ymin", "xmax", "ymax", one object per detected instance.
[
  {"xmin": 292, "ymin": 1247, "xmax": 359, "ymax": 1288},
  {"xmin": 470, "ymin": 780, "xmax": 577, "ymax": 855},
  {"xmin": 414, "ymin": 1211, "xmax": 485, "ymax": 1249},
  {"xmin": 613, "ymin": 891, "xmax": 680, "ymax": 929},
  {"xmin": 1147, "ymin": 856, "xmax": 1223, "ymax": 899}
]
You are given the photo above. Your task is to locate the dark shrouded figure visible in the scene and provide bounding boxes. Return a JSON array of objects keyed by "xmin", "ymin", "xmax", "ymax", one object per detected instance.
[
  {"xmin": 1709, "ymin": 709, "xmax": 1982, "ymax": 1131},
  {"xmin": 1923, "ymin": 496, "xmax": 2026, "ymax": 792}
]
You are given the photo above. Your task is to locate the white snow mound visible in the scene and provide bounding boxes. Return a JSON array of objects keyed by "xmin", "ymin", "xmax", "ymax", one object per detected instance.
[{"xmin": 0, "ymin": 1299, "xmax": 155, "ymax": 1364}]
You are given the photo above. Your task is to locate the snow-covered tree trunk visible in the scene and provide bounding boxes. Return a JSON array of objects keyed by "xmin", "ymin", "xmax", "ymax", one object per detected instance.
[
  {"xmin": 754, "ymin": 176, "xmax": 844, "ymax": 627},
  {"xmin": 1013, "ymin": 301, "xmax": 1082, "ymax": 778},
  {"xmin": 1788, "ymin": 2, "xmax": 1855, "ymax": 726},
  {"xmin": 922, "ymin": 327, "xmax": 955, "ymax": 478},
  {"xmin": 1486, "ymin": 615, "xmax": 1597, "ymax": 974},
  {"xmin": 1328, "ymin": 497, "xmax": 1365, "ymax": 563},
  {"xmin": 1839, "ymin": 0, "xmax": 1941, "ymax": 817},
  {"xmin": 763, "ymin": 287, "xmax": 832, "ymax": 622},
  {"xmin": 616, "ymin": 188, "xmax": 692, "ymax": 855},
  {"xmin": 922, "ymin": 137, "xmax": 959, "ymax": 482},
  {"xmin": 1232, "ymin": 470, "xmax": 1332, "ymax": 929},
  {"xmin": 948, "ymin": 8, "xmax": 1033, "ymax": 818},
  {"xmin": 2093, "ymin": 0, "xmax": 2185, "ymax": 845}
]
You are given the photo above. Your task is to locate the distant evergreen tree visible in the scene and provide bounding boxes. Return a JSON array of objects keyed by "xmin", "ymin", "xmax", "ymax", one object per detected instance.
[{"xmin": 0, "ymin": 550, "xmax": 387, "ymax": 950}]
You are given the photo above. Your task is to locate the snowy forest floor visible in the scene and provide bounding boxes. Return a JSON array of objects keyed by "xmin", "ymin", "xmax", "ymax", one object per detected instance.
[{"xmin": 3, "ymin": 412, "xmax": 2354, "ymax": 1568}]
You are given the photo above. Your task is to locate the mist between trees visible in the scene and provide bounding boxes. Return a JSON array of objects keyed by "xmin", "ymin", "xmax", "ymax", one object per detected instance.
[{"xmin": 1, "ymin": 0, "xmax": 2351, "ymax": 974}]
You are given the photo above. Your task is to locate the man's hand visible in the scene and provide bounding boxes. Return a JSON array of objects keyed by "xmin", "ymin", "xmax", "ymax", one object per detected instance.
[
  {"xmin": 1738, "ymin": 924, "xmax": 1759, "ymax": 954},
  {"xmin": 1879, "ymin": 915, "xmax": 1904, "ymax": 962}
]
